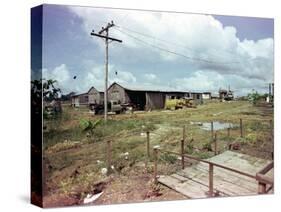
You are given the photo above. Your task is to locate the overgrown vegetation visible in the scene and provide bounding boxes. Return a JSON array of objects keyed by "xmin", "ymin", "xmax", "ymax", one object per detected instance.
[
  {"xmin": 43, "ymin": 100, "xmax": 273, "ymax": 205},
  {"xmin": 247, "ymin": 91, "xmax": 267, "ymax": 105}
]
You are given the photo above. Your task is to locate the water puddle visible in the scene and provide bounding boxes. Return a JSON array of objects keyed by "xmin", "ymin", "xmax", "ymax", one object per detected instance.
[{"xmin": 190, "ymin": 121, "xmax": 236, "ymax": 131}]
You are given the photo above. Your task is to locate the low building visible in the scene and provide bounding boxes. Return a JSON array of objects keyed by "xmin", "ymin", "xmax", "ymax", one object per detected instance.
[
  {"xmin": 202, "ymin": 92, "xmax": 211, "ymax": 100},
  {"xmin": 88, "ymin": 86, "xmax": 104, "ymax": 105},
  {"xmin": 107, "ymin": 82, "xmax": 203, "ymax": 110},
  {"xmin": 71, "ymin": 92, "xmax": 88, "ymax": 107},
  {"xmin": 71, "ymin": 86, "xmax": 104, "ymax": 107}
]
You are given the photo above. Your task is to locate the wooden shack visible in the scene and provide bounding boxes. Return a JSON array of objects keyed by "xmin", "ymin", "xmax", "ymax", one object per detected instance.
[
  {"xmin": 88, "ymin": 86, "xmax": 104, "ymax": 105},
  {"xmin": 71, "ymin": 92, "xmax": 88, "ymax": 107},
  {"xmin": 202, "ymin": 92, "xmax": 211, "ymax": 100},
  {"xmin": 71, "ymin": 86, "xmax": 103, "ymax": 107},
  {"xmin": 107, "ymin": 82, "xmax": 203, "ymax": 110}
]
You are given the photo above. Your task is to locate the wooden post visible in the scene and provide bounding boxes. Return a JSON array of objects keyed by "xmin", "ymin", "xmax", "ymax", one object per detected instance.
[
  {"xmin": 91, "ymin": 22, "xmax": 122, "ymax": 122},
  {"xmin": 269, "ymin": 119, "xmax": 273, "ymax": 141},
  {"xmin": 214, "ymin": 132, "xmax": 218, "ymax": 155},
  {"xmin": 240, "ymin": 118, "xmax": 243, "ymax": 137},
  {"xmin": 183, "ymin": 125, "xmax": 186, "ymax": 142},
  {"xmin": 258, "ymin": 182, "xmax": 266, "ymax": 194},
  {"xmin": 209, "ymin": 163, "xmax": 214, "ymax": 197},
  {"xmin": 146, "ymin": 131, "xmax": 150, "ymax": 159},
  {"xmin": 227, "ymin": 126, "xmax": 230, "ymax": 138},
  {"xmin": 211, "ymin": 121, "xmax": 214, "ymax": 139},
  {"xmin": 181, "ymin": 139, "xmax": 185, "ymax": 169},
  {"xmin": 153, "ymin": 147, "xmax": 159, "ymax": 184},
  {"xmin": 107, "ymin": 140, "xmax": 112, "ymax": 175}
]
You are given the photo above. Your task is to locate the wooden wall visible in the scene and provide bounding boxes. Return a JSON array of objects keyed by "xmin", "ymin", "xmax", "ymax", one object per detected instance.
[
  {"xmin": 88, "ymin": 87, "xmax": 103, "ymax": 104},
  {"xmin": 108, "ymin": 83, "xmax": 130, "ymax": 103}
]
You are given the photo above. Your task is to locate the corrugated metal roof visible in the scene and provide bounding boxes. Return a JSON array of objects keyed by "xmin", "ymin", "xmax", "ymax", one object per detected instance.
[{"xmin": 108, "ymin": 82, "xmax": 204, "ymax": 94}]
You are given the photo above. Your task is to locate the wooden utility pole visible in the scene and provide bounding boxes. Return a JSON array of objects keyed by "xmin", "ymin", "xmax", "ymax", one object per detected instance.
[{"xmin": 91, "ymin": 21, "xmax": 122, "ymax": 122}]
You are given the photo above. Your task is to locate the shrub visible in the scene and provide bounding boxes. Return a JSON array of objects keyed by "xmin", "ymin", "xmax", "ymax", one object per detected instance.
[{"xmin": 160, "ymin": 152, "xmax": 178, "ymax": 164}]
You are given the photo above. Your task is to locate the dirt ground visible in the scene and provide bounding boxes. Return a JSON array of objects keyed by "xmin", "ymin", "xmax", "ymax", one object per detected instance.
[{"xmin": 42, "ymin": 100, "xmax": 274, "ymax": 207}]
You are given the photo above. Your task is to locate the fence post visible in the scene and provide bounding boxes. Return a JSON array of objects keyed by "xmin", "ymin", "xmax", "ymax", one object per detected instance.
[
  {"xmin": 107, "ymin": 140, "xmax": 112, "ymax": 175},
  {"xmin": 258, "ymin": 182, "xmax": 266, "ymax": 194},
  {"xmin": 153, "ymin": 146, "xmax": 159, "ymax": 184},
  {"xmin": 214, "ymin": 132, "xmax": 218, "ymax": 155},
  {"xmin": 183, "ymin": 125, "xmax": 186, "ymax": 142},
  {"xmin": 240, "ymin": 118, "xmax": 243, "ymax": 137},
  {"xmin": 146, "ymin": 131, "xmax": 150, "ymax": 159},
  {"xmin": 211, "ymin": 121, "xmax": 214, "ymax": 139},
  {"xmin": 209, "ymin": 163, "xmax": 214, "ymax": 197},
  {"xmin": 227, "ymin": 127, "xmax": 230, "ymax": 138},
  {"xmin": 269, "ymin": 119, "xmax": 273, "ymax": 141},
  {"xmin": 181, "ymin": 139, "xmax": 185, "ymax": 169}
]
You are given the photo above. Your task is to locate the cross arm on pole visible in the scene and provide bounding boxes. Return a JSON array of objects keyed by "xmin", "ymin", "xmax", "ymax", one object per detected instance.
[{"xmin": 90, "ymin": 32, "xmax": 122, "ymax": 43}]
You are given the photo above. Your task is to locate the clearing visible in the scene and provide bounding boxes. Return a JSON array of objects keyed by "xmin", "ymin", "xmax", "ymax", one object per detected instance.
[{"xmin": 43, "ymin": 100, "xmax": 273, "ymax": 207}]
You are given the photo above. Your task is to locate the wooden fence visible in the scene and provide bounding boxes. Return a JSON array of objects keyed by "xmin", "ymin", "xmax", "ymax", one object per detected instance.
[
  {"xmin": 105, "ymin": 118, "xmax": 273, "ymax": 179},
  {"xmin": 153, "ymin": 146, "xmax": 274, "ymax": 197}
]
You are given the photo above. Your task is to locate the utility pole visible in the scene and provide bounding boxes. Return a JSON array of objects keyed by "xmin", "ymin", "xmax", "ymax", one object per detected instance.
[{"xmin": 90, "ymin": 21, "xmax": 122, "ymax": 122}]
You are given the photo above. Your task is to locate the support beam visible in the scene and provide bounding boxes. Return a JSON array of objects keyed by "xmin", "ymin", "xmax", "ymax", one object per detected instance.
[
  {"xmin": 209, "ymin": 163, "xmax": 214, "ymax": 197},
  {"xmin": 146, "ymin": 131, "xmax": 150, "ymax": 159},
  {"xmin": 153, "ymin": 147, "xmax": 159, "ymax": 184},
  {"xmin": 106, "ymin": 140, "xmax": 112, "ymax": 175},
  {"xmin": 181, "ymin": 139, "xmax": 185, "ymax": 169},
  {"xmin": 240, "ymin": 118, "xmax": 243, "ymax": 137},
  {"xmin": 211, "ymin": 121, "xmax": 214, "ymax": 139}
]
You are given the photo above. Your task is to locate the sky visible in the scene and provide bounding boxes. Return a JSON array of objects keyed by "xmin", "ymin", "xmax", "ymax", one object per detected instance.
[{"xmin": 38, "ymin": 4, "xmax": 274, "ymax": 97}]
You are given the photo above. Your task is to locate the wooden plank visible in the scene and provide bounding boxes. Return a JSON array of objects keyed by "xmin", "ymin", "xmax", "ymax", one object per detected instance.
[
  {"xmin": 194, "ymin": 163, "xmax": 259, "ymax": 191},
  {"xmin": 159, "ymin": 150, "xmax": 257, "ymax": 179},
  {"xmin": 158, "ymin": 151, "xmax": 274, "ymax": 198},
  {"xmin": 256, "ymin": 173, "xmax": 274, "ymax": 185},
  {"xmin": 158, "ymin": 175, "xmax": 209, "ymax": 198},
  {"xmin": 257, "ymin": 161, "xmax": 273, "ymax": 175},
  {"xmin": 178, "ymin": 167, "xmax": 257, "ymax": 196}
]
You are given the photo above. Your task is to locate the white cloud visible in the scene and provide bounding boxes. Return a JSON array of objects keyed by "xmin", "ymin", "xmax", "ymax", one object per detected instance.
[
  {"xmin": 109, "ymin": 69, "xmax": 137, "ymax": 85},
  {"xmin": 69, "ymin": 7, "xmax": 273, "ymax": 76},
  {"xmin": 66, "ymin": 6, "xmax": 273, "ymax": 96},
  {"xmin": 172, "ymin": 70, "xmax": 268, "ymax": 96},
  {"xmin": 144, "ymin": 73, "xmax": 157, "ymax": 81},
  {"xmin": 42, "ymin": 63, "xmax": 138, "ymax": 94},
  {"xmin": 43, "ymin": 64, "xmax": 71, "ymax": 92},
  {"xmin": 85, "ymin": 65, "xmax": 137, "ymax": 90},
  {"xmin": 173, "ymin": 71, "xmax": 223, "ymax": 92}
]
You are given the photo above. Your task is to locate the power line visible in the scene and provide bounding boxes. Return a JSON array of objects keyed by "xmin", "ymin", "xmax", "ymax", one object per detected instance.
[
  {"xmin": 114, "ymin": 27, "xmax": 240, "ymax": 65},
  {"xmin": 115, "ymin": 25, "xmax": 242, "ymax": 60}
]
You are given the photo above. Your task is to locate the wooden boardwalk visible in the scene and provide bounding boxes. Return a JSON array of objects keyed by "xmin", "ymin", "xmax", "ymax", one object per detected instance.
[{"xmin": 158, "ymin": 151, "xmax": 273, "ymax": 198}]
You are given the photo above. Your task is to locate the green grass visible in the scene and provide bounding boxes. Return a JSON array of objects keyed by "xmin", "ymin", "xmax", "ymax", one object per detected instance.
[{"xmin": 43, "ymin": 100, "xmax": 273, "ymax": 199}]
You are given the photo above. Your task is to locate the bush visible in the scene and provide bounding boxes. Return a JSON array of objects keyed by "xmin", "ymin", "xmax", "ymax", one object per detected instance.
[
  {"xmin": 79, "ymin": 119, "xmax": 101, "ymax": 136},
  {"xmin": 160, "ymin": 152, "xmax": 178, "ymax": 164},
  {"xmin": 202, "ymin": 142, "xmax": 212, "ymax": 151}
]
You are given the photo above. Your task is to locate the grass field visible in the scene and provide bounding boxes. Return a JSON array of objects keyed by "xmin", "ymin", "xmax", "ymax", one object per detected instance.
[{"xmin": 43, "ymin": 100, "xmax": 273, "ymax": 207}]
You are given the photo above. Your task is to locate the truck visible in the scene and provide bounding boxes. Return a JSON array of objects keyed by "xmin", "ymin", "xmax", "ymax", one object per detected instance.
[
  {"xmin": 219, "ymin": 88, "xmax": 234, "ymax": 101},
  {"xmin": 165, "ymin": 98, "xmax": 195, "ymax": 110},
  {"xmin": 89, "ymin": 100, "xmax": 128, "ymax": 115}
]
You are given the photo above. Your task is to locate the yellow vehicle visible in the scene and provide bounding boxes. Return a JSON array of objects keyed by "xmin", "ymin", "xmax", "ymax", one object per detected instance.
[{"xmin": 165, "ymin": 98, "xmax": 195, "ymax": 110}]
